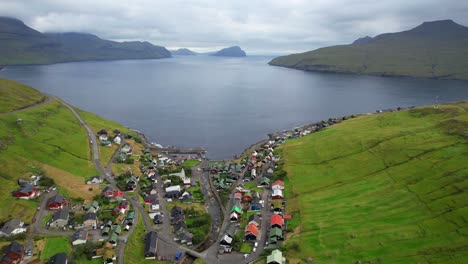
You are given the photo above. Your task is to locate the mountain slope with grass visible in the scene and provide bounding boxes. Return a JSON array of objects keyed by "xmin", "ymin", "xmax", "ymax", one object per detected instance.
[
  {"xmin": 277, "ymin": 101, "xmax": 468, "ymax": 263},
  {"xmin": 269, "ymin": 20, "xmax": 468, "ymax": 80},
  {"xmin": 0, "ymin": 79, "xmax": 141, "ymax": 222},
  {"xmin": 0, "ymin": 17, "xmax": 171, "ymax": 65}
]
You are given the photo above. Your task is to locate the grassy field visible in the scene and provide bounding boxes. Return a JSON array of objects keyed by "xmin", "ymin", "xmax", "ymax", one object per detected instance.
[
  {"xmin": 278, "ymin": 101, "xmax": 468, "ymax": 263},
  {"xmin": 182, "ymin": 159, "xmax": 201, "ymax": 167},
  {"xmin": 40, "ymin": 237, "xmax": 71, "ymax": 261},
  {"xmin": 124, "ymin": 217, "xmax": 170, "ymax": 264},
  {"xmin": 0, "ymin": 79, "xmax": 45, "ymax": 114}
]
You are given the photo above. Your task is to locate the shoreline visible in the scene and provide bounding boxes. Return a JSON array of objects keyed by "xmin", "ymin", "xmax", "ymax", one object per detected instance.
[{"xmin": 131, "ymin": 105, "xmax": 413, "ymax": 161}]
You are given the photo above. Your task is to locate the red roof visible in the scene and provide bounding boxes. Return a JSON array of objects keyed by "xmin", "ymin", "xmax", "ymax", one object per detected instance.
[
  {"xmin": 284, "ymin": 214, "xmax": 292, "ymax": 220},
  {"xmin": 245, "ymin": 223, "xmax": 259, "ymax": 236},
  {"xmin": 234, "ymin": 192, "xmax": 242, "ymax": 199},
  {"xmin": 270, "ymin": 214, "xmax": 283, "ymax": 227},
  {"xmin": 272, "ymin": 180, "xmax": 284, "ymax": 188},
  {"xmin": 113, "ymin": 190, "xmax": 124, "ymax": 197}
]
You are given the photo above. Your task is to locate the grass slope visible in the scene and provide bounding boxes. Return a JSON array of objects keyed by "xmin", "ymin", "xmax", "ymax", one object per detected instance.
[
  {"xmin": 40, "ymin": 237, "xmax": 71, "ymax": 261},
  {"xmin": 270, "ymin": 20, "xmax": 468, "ymax": 80},
  {"xmin": 0, "ymin": 79, "xmax": 45, "ymax": 114},
  {"xmin": 278, "ymin": 101, "xmax": 468, "ymax": 263}
]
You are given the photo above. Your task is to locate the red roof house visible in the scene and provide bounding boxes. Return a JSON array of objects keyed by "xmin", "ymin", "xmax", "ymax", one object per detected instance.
[
  {"xmin": 244, "ymin": 223, "xmax": 259, "ymax": 241},
  {"xmin": 270, "ymin": 214, "xmax": 283, "ymax": 229},
  {"xmin": 48, "ymin": 195, "xmax": 65, "ymax": 210},
  {"xmin": 0, "ymin": 241, "xmax": 24, "ymax": 264},
  {"xmin": 113, "ymin": 190, "xmax": 124, "ymax": 198},
  {"xmin": 234, "ymin": 192, "xmax": 242, "ymax": 200},
  {"xmin": 272, "ymin": 180, "xmax": 285, "ymax": 190},
  {"xmin": 13, "ymin": 185, "xmax": 40, "ymax": 200}
]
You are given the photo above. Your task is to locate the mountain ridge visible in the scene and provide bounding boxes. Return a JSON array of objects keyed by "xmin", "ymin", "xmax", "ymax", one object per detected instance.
[{"xmin": 269, "ymin": 19, "xmax": 468, "ymax": 80}]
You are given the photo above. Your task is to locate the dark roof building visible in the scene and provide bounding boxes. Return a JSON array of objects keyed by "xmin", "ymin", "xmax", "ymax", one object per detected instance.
[
  {"xmin": 144, "ymin": 231, "xmax": 158, "ymax": 259},
  {"xmin": 48, "ymin": 252, "xmax": 67, "ymax": 264}
]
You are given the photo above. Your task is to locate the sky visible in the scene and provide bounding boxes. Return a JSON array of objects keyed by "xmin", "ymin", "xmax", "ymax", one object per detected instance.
[{"xmin": 1, "ymin": 0, "xmax": 468, "ymax": 55}]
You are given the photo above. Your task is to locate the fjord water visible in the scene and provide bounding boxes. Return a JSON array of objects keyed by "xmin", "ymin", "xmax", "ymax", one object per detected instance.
[{"xmin": 2, "ymin": 56, "xmax": 468, "ymax": 159}]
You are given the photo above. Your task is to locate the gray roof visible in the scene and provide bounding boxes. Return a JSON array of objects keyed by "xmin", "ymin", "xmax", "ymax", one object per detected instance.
[
  {"xmin": 225, "ymin": 223, "xmax": 237, "ymax": 237},
  {"xmin": 0, "ymin": 219, "xmax": 23, "ymax": 235},
  {"xmin": 48, "ymin": 195, "xmax": 64, "ymax": 205},
  {"xmin": 52, "ymin": 208, "xmax": 69, "ymax": 221},
  {"xmin": 72, "ymin": 229, "xmax": 88, "ymax": 242},
  {"xmin": 83, "ymin": 212, "xmax": 97, "ymax": 221},
  {"xmin": 144, "ymin": 231, "xmax": 158, "ymax": 255},
  {"xmin": 48, "ymin": 252, "xmax": 67, "ymax": 264},
  {"xmin": 19, "ymin": 184, "xmax": 33, "ymax": 193},
  {"xmin": 248, "ymin": 214, "xmax": 261, "ymax": 224}
]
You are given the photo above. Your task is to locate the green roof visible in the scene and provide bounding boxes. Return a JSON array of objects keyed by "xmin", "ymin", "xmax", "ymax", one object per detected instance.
[
  {"xmin": 267, "ymin": 249, "xmax": 285, "ymax": 264},
  {"xmin": 114, "ymin": 225, "xmax": 122, "ymax": 234},
  {"xmin": 231, "ymin": 206, "xmax": 242, "ymax": 214},
  {"xmin": 261, "ymin": 177, "xmax": 271, "ymax": 184},
  {"xmin": 270, "ymin": 227, "xmax": 282, "ymax": 238}
]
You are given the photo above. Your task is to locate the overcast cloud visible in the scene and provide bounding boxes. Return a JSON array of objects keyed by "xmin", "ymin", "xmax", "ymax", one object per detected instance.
[{"xmin": 1, "ymin": 0, "xmax": 468, "ymax": 54}]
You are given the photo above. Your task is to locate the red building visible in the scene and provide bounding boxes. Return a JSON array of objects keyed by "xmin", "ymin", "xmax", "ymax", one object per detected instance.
[
  {"xmin": 0, "ymin": 241, "xmax": 24, "ymax": 264},
  {"xmin": 13, "ymin": 185, "xmax": 39, "ymax": 200}
]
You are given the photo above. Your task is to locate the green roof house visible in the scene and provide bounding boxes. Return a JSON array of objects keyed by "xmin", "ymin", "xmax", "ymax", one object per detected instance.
[{"xmin": 267, "ymin": 249, "xmax": 286, "ymax": 264}]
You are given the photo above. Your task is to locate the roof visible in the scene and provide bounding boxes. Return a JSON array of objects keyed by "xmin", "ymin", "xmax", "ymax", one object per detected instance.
[
  {"xmin": 72, "ymin": 229, "xmax": 88, "ymax": 242},
  {"xmin": 52, "ymin": 208, "xmax": 69, "ymax": 221},
  {"xmin": 225, "ymin": 223, "xmax": 237, "ymax": 237},
  {"xmin": 248, "ymin": 214, "xmax": 261, "ymax": 225},
  {"xmin": 48, "ymin": 195, "xmax": 64, "ymax": 205},
  {"xmin": 83, "ymin": 212, "xmax": 97, "ymax": 221},
  {"xmin": 18, "ymin": 184, "xmax": 33, "ymax": 194},
  {"xmin": 0, "ymin": 219, "xmax": 23, "ymax": 235},
  {"xmin": 267, "ymin": 249, "xmax": 285, "ymax": 264},
  {"xmin": 48, "ymin": 252, "xmax": 67, "ymax": 264},
  {"xmin": 245, "ymin": 223, "xmax": 259, "ymax": 237},
  {"xmin": 165, "ymin": 185, "xmax": 181, "ymax": 193},
  {"xmin": 144, "ymin": 231, "xmax": 158, "ymax": 255},
  {"xmin": 270, "ymin": 227, "xmax": 283, "ymax": 238},
  {"xmin": 4, "ymin": 241, "xmax": 23, "ymax": 255},
  {"xmin": 272, "ymin": 189, "xmax": 283, "ymax": 197},
  {"xmin": 231, "ymin": 206, "xmax": 242, "ymax": 214},
  {"xmin": 272, "ymin": 180, "xmax": 285, "ymax": 188},
  {"xmin": 270, "ymin": 214, "xmax": 283, "ymax": 227}
]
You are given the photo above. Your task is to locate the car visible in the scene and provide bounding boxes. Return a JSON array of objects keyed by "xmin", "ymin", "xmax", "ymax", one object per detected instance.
[
  {"xmin": 253, "ymin": 247, "xmax": 256, "ymax": 253},
  {"xmin": 254, "ymin": 242, "xmax": 258, "ymax": 247},
  {"xmin": 243, "ymin": 254, "xmax": 249, "ymax": 259}
]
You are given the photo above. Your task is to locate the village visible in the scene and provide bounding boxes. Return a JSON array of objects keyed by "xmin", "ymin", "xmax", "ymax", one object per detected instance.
[{"xmin": 1, "ymin": 111, "xmax": 358, "ymax": 264}]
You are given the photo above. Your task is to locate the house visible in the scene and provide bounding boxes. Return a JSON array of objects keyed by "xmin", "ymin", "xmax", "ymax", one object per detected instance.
[
  {"xmin": 250, "ymin": 199, "xmax": 261, "ymax": 211},
  {"xmin": 177, "ymin": 232, "xmax": 193, "ymax": 245},
  {"xmin": 233, "ymin": 192, "xmax": 242, "ymax": 201},
  {"xmin": 108, "ymin": 233, "xmax": 119, "ymax": 246},
  {"xmin": 88, "ymin": 201, "xmax": 100, "ymax": 213},
  {"xmin": 272, "ymin": 180, "xmax": 285, "ymax": 191},
  {"xmin": 143, "ymin": 194, "xmax": 158, "ymax": 205},
  {"xmin": 248, "ymin": 214, "xmax": 261, "ymax": 227},
  {"xmin": 48, "ymin": 195, "xmax": 65, "ymax": 210},
  {"xmin": 153, "ymin": 214, "xmax": 163, "ymax": 224},
  {"xmin": 111, "ymin": 190, "xmax": 124, "ymax": 201},
  {"xmin": 83, "ymin": 213, "xmax": 97, "ymax": 228},
  {"xmin": 229, "ymin": 212, "xmax": 239, "ymax": 222},
  {"xmin": 0, "ymin": 219, "xmax": 27, "ymax": 237},
  {"xmin": 150, "ymin": 200, "xmax": 160, "ymax": 212},
  {"xmin": 144, "ymin": 231, "xmax": 158, "ymax": 259},
  {"xmin": 243, "ymin": 191, "xmax": 252, "ymax": 203},
  {"xmin": 231, "ymin": 204, "xmax": 242, "ymax": 216},
  {"xmin": 165, "ymin": 185, "xmax": 181, "ymax": 198},
  {"xmin": 180, "ymin": 191, "xmax": 192, "ymax": 203},
  {"xmin": 102, "ymin": 249, "xmax": 116, "ymax": 264},
  {"xmin": 113, "ymin": 136, "xmax": 121, "ymax": 145},
  {"xmin": 102, "ymin": 186, "xmax": 114, "ymax": 197},
  {"xmin": 71, "ymin": 230, "xmax": 88, "ymax": 246},
  {"xmin": 86, "ymin": 176, "xmax": 103, "ymax": 185},
  {"xmin": 101, "ymin": 140, "xmax": 111, "ymax": 146},
  {"xmin": 259, "ymin": 177, "xmax": 271, "ymax": 186},
  {"xmin": 269, "ymin": 227, "xmax": 283, "ymax": 244},
  {"xmin": 97, "ymin": 129, "xmax": 108, "ymax": 135},
  {"xmin": 48, "ymin": 252, "xmax": 67, "ymax": 264},
  {"xmin": 244, "ymin": 223, "xmax": 259, "ymax": 240},
  {"xmin": 272, "ymin": 189, "xmax": 284, "ymax": 200},
  {"xmin": 220, "ymin": 224, "xmax": 236, "ymax": 252},
  {"xmin": 126, "ymin": 212, "xmax": 135, "ymax": 225},
  {"xmin": 121, "ymin": 144, "xmax": 132, "ymax": 154},
  {"xmin": 0, "ymin": 241, "xmax": 24, "ymax": 264},
  {"xmin": 171, "ymin": 206, "xmax": 184, "ymax": 221},
  {"xmin": 99, "ymin": 134, "xmax": 108, "ymax": 141},
  {"xmin": 113, "ymin": 225, "xmax": 122, "ymax": 235},
  {"xmin": 114, "ymin": 214, "xmax": 126, "ymax": 225},
  {"xmin": 50, "ymin": 208, "xmax": 69, "ymax": 229},
  {"xmin": 173, "ymin": 221, "xmax": 187, "ymax": 233},
  {"xmin": 267, "ymin": 249, "xmax": 286, "ymax": 264},
  {"xmin": 102, "ymin": 226, "xmax": 110, "ymax": 236},
  {"xmin": 270, "ymin": 214, "xmax": 283, "ymax": 229},
  {"xmin": 17, "ymin": 175, "xmax": 41, "ymax": 187},
  {"xmin": 13, "ymin": 184, "xmax": 40, "ymax": 200},
  {"xmin": 118, "ymin": 201, "xmax": 129, "ymax": 214}
]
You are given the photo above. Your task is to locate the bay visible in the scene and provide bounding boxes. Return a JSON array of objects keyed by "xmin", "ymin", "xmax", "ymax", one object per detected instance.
[{"xmin": 1, "ymin": 55, "xmax": 468, "ymax": 159}]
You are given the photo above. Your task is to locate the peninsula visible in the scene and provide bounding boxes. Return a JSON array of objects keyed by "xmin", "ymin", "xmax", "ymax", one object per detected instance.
[{"xmin": 269, "ymin": 19, "xmax": 468, "ymax": 80}]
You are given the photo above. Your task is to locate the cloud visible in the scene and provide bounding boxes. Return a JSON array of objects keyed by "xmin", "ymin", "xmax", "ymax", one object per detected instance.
[{"xmin": 1, "ymin": 0, "xmax": 467, "ymax": 54}]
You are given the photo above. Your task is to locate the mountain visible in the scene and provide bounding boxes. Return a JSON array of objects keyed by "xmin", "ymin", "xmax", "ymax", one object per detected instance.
[
  {"xmin": 352, "ymin": 36, "xmax": 373, "ymax": 45},
  {"xmin": 211, "ymin": 46, "xmax": 246, "ymax": 57},
  {"xmin": 277, "ymin": 100, "xmax": 468, "ymax": 262},
  {"xmin": 0, "ymin": 17, "xmax": 171, "ymax": 65},
  {"xmin": 171, "ymin": 48, "xmax": 197, "ymax": 55},
  {"xmin": 269, "ymin": 19, "xmax": 468, "ymax": 80}
]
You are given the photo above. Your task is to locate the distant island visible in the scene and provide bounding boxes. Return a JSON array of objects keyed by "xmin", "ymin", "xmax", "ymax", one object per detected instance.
[
  {"xmin": 269, "ymin": 19, "xmax": 468, "ymax": 80},
  {"xmin": 0, "ymin": 17, "xmax": 171, "ymax": 65},
  {"xmin": 171, "ymin": 48, "xmax": 197, "ymax": 55},
  {"xmin": 211, "ymin": 46, "xmax": 246, "ymax": 57}
]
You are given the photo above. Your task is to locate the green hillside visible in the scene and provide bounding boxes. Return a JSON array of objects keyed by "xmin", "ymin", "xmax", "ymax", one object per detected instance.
[
  {"xmin": 0, "ymin": 79, "xmax": 46, "ymax": 113},
  {"xmin": 0, "ymin": 80, "xmax": 138, "ymax": 222},
  {"xmin": 278, "ymin": 101, "xmax": 468, "ymax": 263},
  {"xmin": 270, "ymin": 20, "xmax": 468, "ymax": 80},
  {"xmin": 0, "ymin": 17, "xmax": 171, "ymax": 65}
]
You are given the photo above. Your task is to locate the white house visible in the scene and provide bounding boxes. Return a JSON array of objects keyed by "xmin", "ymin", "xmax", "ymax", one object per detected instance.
[
  {"xmin": 71, "ymin": 229, "xmax": 88, "ymax": 246},
  {"xmin": 0, "ymin": 219, "xmax": 27, "ymax": 236},
  {"xmin": 165, "ymin": 185, "xmax": 181, "ymax": 193},
  {"xmin": 113, "ymin": 136, "xmax": 122, "ymax": 145},
  {"xmin": 99, "ymin": 134, "xmax": 108, "ymax": 141}
]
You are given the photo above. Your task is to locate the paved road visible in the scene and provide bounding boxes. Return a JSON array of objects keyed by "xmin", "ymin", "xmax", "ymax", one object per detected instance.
[{"xmin": 0, "ymin": 95, "xmax": 53, "ymax": 118}]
